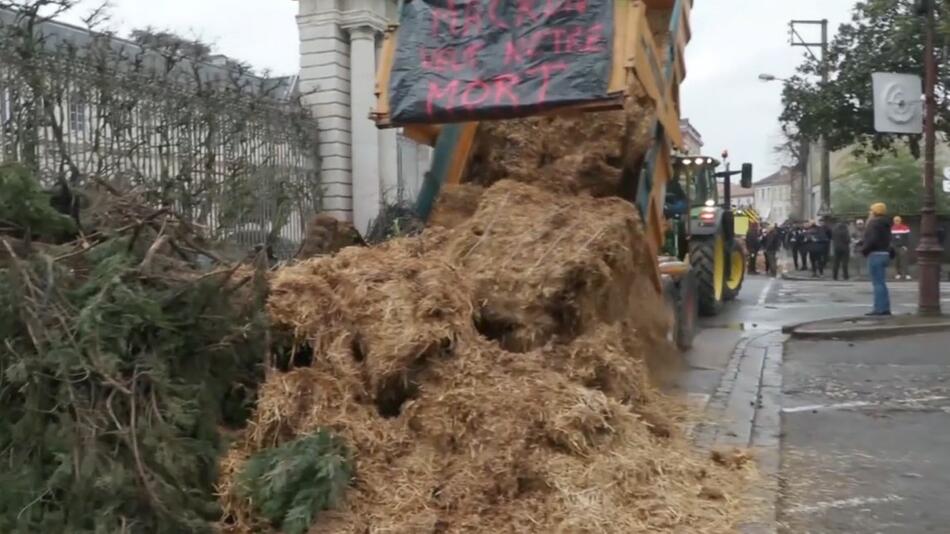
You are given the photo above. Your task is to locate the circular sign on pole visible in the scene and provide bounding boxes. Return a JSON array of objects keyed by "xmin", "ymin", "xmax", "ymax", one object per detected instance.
[
  {"xmin": 884, "ymin": 83, "xmax": 916, "ymax": 124},
  {"xmin": 872, "ymin": 73, "xmax": 924, "ymax": 134}
]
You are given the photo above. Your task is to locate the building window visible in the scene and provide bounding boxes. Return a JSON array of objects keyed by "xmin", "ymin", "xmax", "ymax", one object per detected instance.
[{"xmin": 69, "ymin": 96, "xmax": 86, "ymax": 133}]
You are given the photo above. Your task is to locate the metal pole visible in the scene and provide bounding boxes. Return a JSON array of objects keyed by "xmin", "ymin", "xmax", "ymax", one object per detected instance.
[
  {"xmin": 918, "ymin": 0, "xmax": 943, "ymax": 315},
  {"xmin": 722, "ymin": 151, "xmax": 732, "ymax": 208},
  {"xmin": 790, "ymin": 19, "xmax": 833, "ymax": 217},
  {"xmin": 800, "ymin": 140, "xmax": 810, "ymax": 219},
  {"xmin": 818, "ymin": 19, "xmax": 832, "ymax": 216}
]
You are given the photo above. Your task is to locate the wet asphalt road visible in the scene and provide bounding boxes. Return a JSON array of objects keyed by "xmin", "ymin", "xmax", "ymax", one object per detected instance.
[
  {"xmin": 776, "ymin": 279, "xmax": 950, "ymax": 534},
  {"xmin": 679, "ymin": 261, "xmax": 950, "ymax": 534}
]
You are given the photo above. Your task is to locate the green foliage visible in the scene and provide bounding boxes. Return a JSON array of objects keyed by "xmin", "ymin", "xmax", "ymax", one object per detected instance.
[
  {"xmin": 0, "ymin": 237, "xmax": 268, "ymax": 533},
  {"xmin": 237, "ymin": 432, "xmax": 353, "ymax": 534},
  {"xmin": 365, "ymin": 203, "xmax": 425, "ymax": 244},
  {"xmin": 0, "ymin": 162, "xmax": 75, "ymax": 237},
  {"xmin": 832, "ymin": 153, "xmax": 950, "ymax": 216},
  {"xmin": 780, "ymin": 0, "xmax": 949, "ymax": 159}
]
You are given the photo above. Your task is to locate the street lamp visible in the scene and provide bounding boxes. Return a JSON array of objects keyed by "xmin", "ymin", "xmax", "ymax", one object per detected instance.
[
  {"xmin": 759, "ymin": 73, "xmax": 812, "ymax": 220},
  {"xmin": 760, "ymin": 71, "xmax": 831, "ymax": 220}
]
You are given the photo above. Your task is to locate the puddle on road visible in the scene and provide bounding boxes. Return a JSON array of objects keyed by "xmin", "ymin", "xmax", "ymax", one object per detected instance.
[{"xmin": 704, "ymin": 321, "xmax": 779, "ymax": 331}]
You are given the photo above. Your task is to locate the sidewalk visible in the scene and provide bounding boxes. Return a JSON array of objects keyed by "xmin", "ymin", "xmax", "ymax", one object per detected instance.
[{"xmin": 780, "ymin": 261, "xmax": 950, "ymax": 283}]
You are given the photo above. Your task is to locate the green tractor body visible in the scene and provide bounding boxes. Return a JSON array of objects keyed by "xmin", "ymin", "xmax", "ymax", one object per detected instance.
[{"xmin": 664, "ymin": 155, "xmax": 753, "ymax": 316}]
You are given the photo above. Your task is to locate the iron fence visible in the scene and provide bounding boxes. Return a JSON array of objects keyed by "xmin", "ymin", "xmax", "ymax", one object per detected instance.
[{"xmin": 0, "ymin": 12, "xmax": 322, "ymax": 257}]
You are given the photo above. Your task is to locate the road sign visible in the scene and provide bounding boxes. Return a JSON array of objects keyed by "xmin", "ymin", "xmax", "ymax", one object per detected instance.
[
  {"xmin": 872, "ymin": 73, "xmax": 923, "ymax": 134},
  {"xmin": 943, "ymin": 178, "xmax": 950, "ymax": 194}
]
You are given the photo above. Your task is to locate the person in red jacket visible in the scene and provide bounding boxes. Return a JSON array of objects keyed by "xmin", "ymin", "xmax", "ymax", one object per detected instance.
[{"xmin": 891, "ymin": 216, "xmax": 912, "ymax": 281}]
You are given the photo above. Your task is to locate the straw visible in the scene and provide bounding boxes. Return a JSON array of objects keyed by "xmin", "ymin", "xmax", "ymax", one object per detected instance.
[{"xmin": 218, "ymin": 65, "xmax": 757, "ymax": 534}]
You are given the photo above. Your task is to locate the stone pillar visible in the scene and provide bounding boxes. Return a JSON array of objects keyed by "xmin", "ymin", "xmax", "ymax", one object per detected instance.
[
  {"xmin": 346, "ymin": 24, "xmax": 382, "ymax": 234},
  {"xmin": 298, "ymin": 0, "xmax": 395, "ymax": 230},
  {"xmin": 297, "ymin": 0, "xmax": 353, "ymax": 221}
]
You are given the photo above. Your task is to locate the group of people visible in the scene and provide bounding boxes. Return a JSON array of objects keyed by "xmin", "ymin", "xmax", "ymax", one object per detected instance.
[
  {"xmin": 744, "ymin": 222, "xmax": 783, "ymax": 277},
  {"xmin": 745, "ymin": 211, "xmax": 926, "ymax": 283},
  {"xmin": 746, "ymin": 219, "xmax": 841, "ymax": 278},
  {"xmin": 786, "ymin": 220, "xmax": 836, "ymax": 278},
  {"xmin": 745, "ymin": 204, "xmax": 946, "ymax": 316}
]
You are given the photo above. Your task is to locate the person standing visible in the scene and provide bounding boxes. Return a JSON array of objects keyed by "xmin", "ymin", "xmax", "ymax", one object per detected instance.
[
  {"xmin": 851, "ymin": 219, "xmax": 865, "ymax": 277},
  {"xmin": 805, "ymin": 221, "xmax": 825, "ymax": 277},
  {"xmin": 891, "ymin": 216, "xmax": 912, "ymax": 281},
  {"xmin": 790, "ymin": 224, "xmax": 807, "ymax": 271},
  {"xmin": 763, "ymin": 224, "xmax": 782, "ymax": 277},
  {"xmin": 832, "ymin": 219, "xmax": 851, "ymax": 280},
  {"xmin": 820, "ymin": 218, "xmax": 834, "ymax": 273},
  {"xmin": 862, "ymin": 203, "xmax": 893, "ymax": 316},
  {"xmin": 746, "ymin": 221, "xmax": 761, "ymax": 274}
]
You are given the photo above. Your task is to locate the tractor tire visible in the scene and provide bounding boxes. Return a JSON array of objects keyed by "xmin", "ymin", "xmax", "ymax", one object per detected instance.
[
  {"xmin": 723, "ymin": 240, "xmax": 746, "ymax": 302},
  {"xmin": 689, "ymin": 235, "xmax": 724, "ymax": 317},
  {"xmin": 674, "ymin": 271, "xmax": 698, "ymax": 351}
]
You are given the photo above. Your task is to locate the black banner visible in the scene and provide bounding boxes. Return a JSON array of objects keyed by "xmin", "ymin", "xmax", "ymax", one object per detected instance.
[{"xmin": 388, "ymin": 0, "xmax": 615, "ymax": 124}]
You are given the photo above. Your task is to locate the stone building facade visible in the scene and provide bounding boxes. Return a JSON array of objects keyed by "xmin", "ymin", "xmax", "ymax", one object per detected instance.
[{"xmin": 296, "ymin": 0, "xmax": 431, "ymax": 234}]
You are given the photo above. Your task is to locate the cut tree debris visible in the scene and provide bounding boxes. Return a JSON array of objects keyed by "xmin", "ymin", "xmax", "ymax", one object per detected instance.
[{"xmin": 0, "ymin": 163, "xmax": 270, "ymax": 534}]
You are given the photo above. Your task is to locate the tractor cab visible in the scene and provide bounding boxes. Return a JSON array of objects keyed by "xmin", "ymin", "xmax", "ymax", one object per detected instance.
[
  {"xmin": 665, "ymin": 155, "xmax": 722, "ymax": 258},
  {"xmin": 674, "ymin": 155, "xmax": 721, "ymax": 210}
]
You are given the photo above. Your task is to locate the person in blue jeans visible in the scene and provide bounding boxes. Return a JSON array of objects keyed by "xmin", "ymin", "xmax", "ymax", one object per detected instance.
[{"xmin": 861, "ymin": 202, "xmax": 893, "ymax": 316}]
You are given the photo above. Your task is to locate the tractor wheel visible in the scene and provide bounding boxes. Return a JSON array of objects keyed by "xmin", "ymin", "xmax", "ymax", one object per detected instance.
[
  {"xmin": 662, "ymin": 271, "xmax": 697, "ymax": 351},
  {"xmin": 689, "ymin": 234, "xmax": 726, "ymax": 316},
  {"xmin": 674, "ymin": 271, "xmax": 698, "ymax": 350},
  {"xmin": 723, "ymin": 240, "xmax": 746, "ymax": 301}
]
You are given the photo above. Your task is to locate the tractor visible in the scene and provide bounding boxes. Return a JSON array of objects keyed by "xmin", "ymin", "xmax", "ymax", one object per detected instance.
[{"xmin": 665, "ymin": 153, "xmax": 753, "ymax": 316}]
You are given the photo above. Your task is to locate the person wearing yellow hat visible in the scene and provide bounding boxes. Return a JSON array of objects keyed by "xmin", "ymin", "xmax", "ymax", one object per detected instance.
[
  {"xmin": 861, "ymin": 203, "xmax": 893, "ymax": 316},
  {"xmin": 891, "ymin": 215, "xmax": 912, "ymax": 281}
]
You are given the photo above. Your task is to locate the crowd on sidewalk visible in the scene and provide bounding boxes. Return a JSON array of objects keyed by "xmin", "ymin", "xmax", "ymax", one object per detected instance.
[
  {"xmin": 745, "ymin": 212, "xmax": 946, "ymax": 282},
  {"xmin": 744, "ymin": 204, "xmax": 947, "ymax": 316}
]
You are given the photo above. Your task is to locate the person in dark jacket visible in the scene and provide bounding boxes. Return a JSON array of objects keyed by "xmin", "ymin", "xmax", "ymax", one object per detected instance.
[
  {"xmin": 804, "ymin": 221, "xmax": 826, "ymax": 277},
  {"xmin": 862, "ymin": 202, "xmax": 893, "ymax": 316},
  {"xmin": 820, "ymin": 218, "xmax": 834, "ymax": 272},
  {"xmin": 746, "ymin": 221, "xmax": 761, "ymax": 274},
  {"xmin": 832, "ymin": 220, "xmax": 851, "ymax": 280},
  {"xmin": 789, "ymin": 224, "xmax": 808, "ymax": 271},
  {"xmin": 763, "ymin": 224, "xmax": 782, "ymax": 277}
]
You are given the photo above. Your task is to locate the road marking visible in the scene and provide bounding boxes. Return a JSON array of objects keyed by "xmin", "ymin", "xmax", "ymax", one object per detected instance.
[
  {"xmin": 786, "ymin": 494, "xmax": 904, "ymax": 514},
  {"xmin": 757, "ymin": 278, "xmax": 775, "ymax": 306},
  {"xmin": 783, "ymin": 395, "xmax": 950, "ymax": 414},
  {"xmin": 783, "ymin": 401, "xmax": 872, "ymax": 413}
]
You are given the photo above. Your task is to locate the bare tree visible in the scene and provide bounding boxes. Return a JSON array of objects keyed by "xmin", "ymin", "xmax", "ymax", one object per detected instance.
[{"xmin": 0, "ymin": 0, "xmax": 323, "ymax": 251}]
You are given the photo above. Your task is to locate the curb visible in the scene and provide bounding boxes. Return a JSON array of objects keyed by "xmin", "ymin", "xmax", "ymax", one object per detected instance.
[{"xmin": 783, "ymin": 318, "xmax": 950, "ymax": 340}]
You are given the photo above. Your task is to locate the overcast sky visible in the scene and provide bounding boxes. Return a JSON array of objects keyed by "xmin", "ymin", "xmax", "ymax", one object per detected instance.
[
  {"xmin": 64, "ymin": 0, "xmax": 858, "ymax": 180},
  {"xmin": 682, "ymin": 0, "xmax": 856, "ymax": 180}
]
